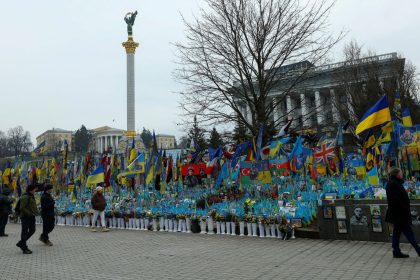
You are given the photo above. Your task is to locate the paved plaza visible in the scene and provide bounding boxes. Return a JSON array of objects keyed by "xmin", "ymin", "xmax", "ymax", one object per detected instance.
[{"xmin": 0, "ymin": 224, "xmax": 419, "ymax": 280}]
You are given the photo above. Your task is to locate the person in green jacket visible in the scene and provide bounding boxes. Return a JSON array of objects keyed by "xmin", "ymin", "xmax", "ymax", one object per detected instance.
[{"xmin": 16, "ymin": 184, "xmax": 39, "ymax": 254}]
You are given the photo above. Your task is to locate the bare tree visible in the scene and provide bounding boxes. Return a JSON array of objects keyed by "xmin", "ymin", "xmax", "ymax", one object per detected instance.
[
  {"xmin": 0, "ymin": 131, "xmax": 12, "ymax": 158},
  {"xmin": 7, "ymin": 126, "xmax": 32, "ymax": 157},
  {"xmin": 175, "ymin": 0, "xmax": 343, "ymax": 140}
]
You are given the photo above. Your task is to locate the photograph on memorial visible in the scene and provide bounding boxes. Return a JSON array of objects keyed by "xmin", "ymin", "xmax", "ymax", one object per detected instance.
[
  {"xmin": 323, "ymin": 206, "xmax": 333, "ymax": 219},
  {"xmin": 370, "ymin": 205, "xmax": 381, "ymax": 218},
  {"xmin": 350, "ymin": 206, "xmax": 368, "ymax": 226},
  {"xmin": 335, "ymin": 206, "xmax": 346, "ymax": 220},
  {"xmin": 411, "ymin": 207, "xmax": 420, "ymax": 226},
  {"xmin": 371, "ymin": 218, "xmax": 383, "ymax": 233},
  {"xmin": 291, "ymin": 218, "xmax": 303, "ymax": 228},
  {"xmin": 337, "ymin": 220, "xmax": 347, "ymax": 234}
]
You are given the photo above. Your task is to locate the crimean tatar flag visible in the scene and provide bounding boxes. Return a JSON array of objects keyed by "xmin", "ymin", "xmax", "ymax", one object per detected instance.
[{"xmin": 356, "ymin": 96, "xmax": 391, "ymax": 135}]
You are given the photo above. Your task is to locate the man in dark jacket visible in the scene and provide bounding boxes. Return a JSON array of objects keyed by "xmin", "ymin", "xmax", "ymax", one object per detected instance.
[
  {"xmin": 16, "ymin": 184, "xmax": 39, "ymax": 254},
  {"xmin": 91, "ymin": 186, "xmax": 109, "ymax": 232},
  {"xmin": 40, "ymin": 184, "xmax": 55, "ymax": 246},
  {"xmin": 0, "ymin": 187, "xmax": 13, "ymax": 237},
  {"xmin": 385, "ymin": 167, "xmax": 420, "ymax": 258}
]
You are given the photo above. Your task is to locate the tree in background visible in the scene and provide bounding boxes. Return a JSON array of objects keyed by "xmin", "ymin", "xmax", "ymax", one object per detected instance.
[
  {"xmin": 0, "ymin": 131, "xmax": 12, "ymax": 158},
  {"xmin": 232, "ymin": 121, "xmax": 249, "ymax": 144},
  {"xmin": 188, "ymin": 115, "xmax": 207, "ymax": 149},
  {"xmin": 208, "ymin": 127, "xmax": 224, "ymax": 148},
  {"xmin": 177, "ymin": 136, "xmax": 190, "ymax": 149},
  {"xmin": 140, "ymin": 128, "xmax": 153, "ymax": 149},
  {"xmin": 176, "ymin": 0, "xmax": 342, "ymax": 142},
  {"xmin": 7, "ymin": 126, "xmax": 32, "ymax": 157},
  {"xmin": 74, "ymin": 125, "xmax": 93, "ymax": 153}
]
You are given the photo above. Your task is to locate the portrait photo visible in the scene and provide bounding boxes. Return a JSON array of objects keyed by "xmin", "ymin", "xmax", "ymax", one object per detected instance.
[
  {"xmin": 323, "ymin": 206, "xmax": 333, "ymax": 219},
  {"xmin": 337, "ymin": 220, "xmax": 347, "ymax": 234},
  {"xmin": 350, "ymin": 206, "xmax": 368, "ymax": 226}
]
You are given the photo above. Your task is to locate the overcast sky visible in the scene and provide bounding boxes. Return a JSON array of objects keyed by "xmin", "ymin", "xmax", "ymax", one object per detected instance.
[{"xmin": 0, "ymin": 0, "xmax": 419, "ymax": 145}]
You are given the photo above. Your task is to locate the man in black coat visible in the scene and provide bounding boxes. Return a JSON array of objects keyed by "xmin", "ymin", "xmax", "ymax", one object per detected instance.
[
  {"xmin": 385, "ymin": 167, "xmax": 420, "ymax": 258},
  {"xmin": 40, "ymin": 184, "xmax": 55, "ymax": 246},
  {"xmin": 0, "ymin": 187, "xmax": 13, "ymax": 237}
]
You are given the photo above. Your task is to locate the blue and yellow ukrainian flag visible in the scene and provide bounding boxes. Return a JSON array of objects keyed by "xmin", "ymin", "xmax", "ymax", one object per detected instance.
[
  {"xmin": 367, "ymin": 166, "xmax": 379, "ymax": 186},
  {"xmin": 86, "ymin": 166, "xmax": 105, "ymax": 186},
  {"xmin": 356, "ymin": 96, "xmax": 391, "ymax": 135},
  {"xmin": 402, "ymin": 108, "xmax": 413, "ymax": 127}
]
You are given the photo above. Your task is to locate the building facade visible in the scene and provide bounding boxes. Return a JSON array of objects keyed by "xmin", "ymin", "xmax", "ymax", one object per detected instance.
[
  {"xmin": 36, "ymin": 128, "xmax": 73, "ymax": 153},
  {"xmin": 238, "ymin": 52, "xmax": 404, "ymax": 135},
  {"xmin": 156, "ymin": 134, "xmax": 176, "ymax": 149},
  {"xmin": 91, "ymin": 126, "xmax": 125, "ymax": 153}
]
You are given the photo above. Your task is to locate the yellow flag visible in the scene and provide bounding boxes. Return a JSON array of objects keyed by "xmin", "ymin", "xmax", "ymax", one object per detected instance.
[
  {"xmin": 146, "ymin": 166, "xmax": 155, "ymax": 185},
  {"xmin": 129, "ymin": 148, "xmax": 137, "ymax": 164},
  {"xmin": 257, "ymin": 171, "xmax": 272, "ymax": 184},
  {"xmin": 2, "ymin": 168, "xmax": 10, "ymax": 185}
]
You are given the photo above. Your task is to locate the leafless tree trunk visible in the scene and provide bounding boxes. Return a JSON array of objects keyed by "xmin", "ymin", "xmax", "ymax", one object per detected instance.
[{"xmin": 175, "ymin": 0, "xmax": 343, "ymax": 140}]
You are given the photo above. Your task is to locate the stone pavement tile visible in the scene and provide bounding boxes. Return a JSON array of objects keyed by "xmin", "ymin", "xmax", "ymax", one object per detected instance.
[{"xmin": 1, "ymin": 224, "xmax": 420, "ymax": 280}]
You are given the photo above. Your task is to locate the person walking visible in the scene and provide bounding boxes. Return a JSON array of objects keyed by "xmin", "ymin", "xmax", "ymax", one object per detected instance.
[
  {"xmin": 39, "ymin": 184, "xmax": 55, "ymax": 246},
  {"xmin": 0, "ymin": 187, "xmax": 13, "ymax": 237},
  {"xmin": 91, "ymin": 186, "xmax": 109, "ymax": 232},
  {"xmin": 385, "ymin": 167, "xmax": 420, "ymax": 258},
  {"xmin": 16, "ymin": 184, "xmax": 39, "ymax": 254}
]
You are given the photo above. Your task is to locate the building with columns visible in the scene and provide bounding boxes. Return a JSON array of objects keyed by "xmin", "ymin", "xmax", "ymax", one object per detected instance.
[
  {"xmin": 156, "ymin": 134, "xmax": 176, "ymax": 149},
  {"xmin": 91, "ymin": 126, "xmax": 125, "ymax": 153},
  {"xmin": 238, "ymin": 53, "xmax": 404, "ymax": 135}
]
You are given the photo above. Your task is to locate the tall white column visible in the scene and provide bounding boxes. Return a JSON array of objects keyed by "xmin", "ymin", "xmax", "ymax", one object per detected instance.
[
  {"xmin": 273, "ymin": 97, "xmax": 279, "ymax": 124},
  {"xmin": 286, "ymin": 95, "xmax": 292, "ymax": 115},
  {"xmin": 300, "ymin": 92, "xmax": 309, "ymax": 127},
  {"xmin": 314, "ymin": 90, "xmax": 324, "ymax": 125},
  {"xmin": 127, "ymin": 53, "xmax": 135, "ymax": 133},
  {"xmin": 330, "ymin": 89, "xmax": 340, "ymax": 124},
  {"xmin": 123, "ymin": 38, "xmax": 139, "ymax": 135}
]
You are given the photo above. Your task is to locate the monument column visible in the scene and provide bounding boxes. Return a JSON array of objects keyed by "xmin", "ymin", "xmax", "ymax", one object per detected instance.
[{"xmin": 122, "ymin": 11, "xmax": 139, "ymax": 138}]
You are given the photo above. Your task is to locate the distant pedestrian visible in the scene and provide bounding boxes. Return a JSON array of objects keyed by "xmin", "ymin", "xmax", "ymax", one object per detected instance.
[
  {"xmin": 16, "ymin": 184, "xmax": 39, "ymax": 254},
  {"xmin": 385, "ymin": 167, "xmax": 420, "ymax": 258},
  {"xmin": 0, "ymin": 187, "xmax": 13, "ymax": 237},
  {"xmin": 40, "ymin": 184, "xmax": 55, "ymax": 246},
  {"xmin": 91, "ymin": 186, "xmax": 109, "ymax": 232}
]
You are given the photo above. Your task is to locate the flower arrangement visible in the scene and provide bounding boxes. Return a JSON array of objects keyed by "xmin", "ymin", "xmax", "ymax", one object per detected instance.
[
  {"xmin": 208, "ymin": 209, "xmax": 217, "ymax": 219},
  {"xmin": 146, "ymin": 210, "xmax": 153, "ymax": 219},
  {"xmin": 215, "ymin": 213, "xmax": 224, "ymax": 222}
]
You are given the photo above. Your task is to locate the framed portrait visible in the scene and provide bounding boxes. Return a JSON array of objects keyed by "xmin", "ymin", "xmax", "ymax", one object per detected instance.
[
  {"xmin": 291, "ymin": 218, "xmax": 302, "ymax": 228},
  {"xmin": 337, "ymin": 220, "xmax": 347, "ymax": 234},
  {"xmin": 370, "ymin": 205, "xmax": 381, "ymax": 218},
  {"xmin": 350, "ymin": 206, "xmax": 368, "ymax": 226},
  {"xmin": 335, "ymin": 206, "xmax": 346, "ymax": 220},
  {"xmin": 372, "ymin": 218, "xmax": 383, "ymax": 233},
  {"xmin": 323, "ymin": 206, "xmax": 333, "ymax": 219}
]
